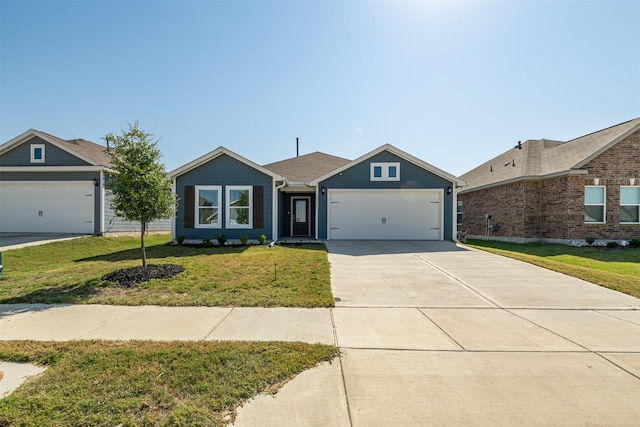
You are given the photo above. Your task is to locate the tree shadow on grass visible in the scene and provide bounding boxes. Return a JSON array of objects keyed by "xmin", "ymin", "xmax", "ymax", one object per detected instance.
[
  {"xmin": 0, "ymin": 279, "xmax": 104, "ymax": 306},
  {"xmin": 75, "ymin": 243, "xmax": 250, "ymax": 263}
]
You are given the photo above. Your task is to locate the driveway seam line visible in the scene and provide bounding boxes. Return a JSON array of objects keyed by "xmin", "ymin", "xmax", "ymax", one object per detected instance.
[
  {"xmin": 595, "ymin": 309, "xmax": 640, "ymax": 327},
  {"xmin": 201, "ymin": 307, "xmax": 234, "ymax": 342},
  {"xmin": 332, "ymin": 308, "xmax": 355, "ymax": 427},
  {"xmin": 417, "ymin": 308, "xmax": 466, "ymax": 351},
  {"xmin": 595, "ymin": 352, "xmax": 640, "ymax": 381},
  {"xmin": 504, "ymin": 308, "xmax": 593, "ymax": 352},
  {"xmin": 411, "ymin": 253, "xmax": 501, "ymax": 308}
]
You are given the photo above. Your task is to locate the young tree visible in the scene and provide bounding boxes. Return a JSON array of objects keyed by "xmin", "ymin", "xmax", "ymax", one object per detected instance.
[{"xmin": 104, "ymin": 122, "xmax": 176, "ymax": 267}]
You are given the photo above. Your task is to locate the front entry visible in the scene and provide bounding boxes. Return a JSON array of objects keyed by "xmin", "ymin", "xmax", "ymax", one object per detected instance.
[{"xmin": 291, "ymin": 196, "xmax": 310, "ymax": 236}]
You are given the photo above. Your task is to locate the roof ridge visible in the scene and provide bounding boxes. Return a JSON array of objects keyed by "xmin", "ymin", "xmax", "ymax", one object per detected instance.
[{"xmin": 563, "ymin": 117, "xmax": 640, "ymax": 144}]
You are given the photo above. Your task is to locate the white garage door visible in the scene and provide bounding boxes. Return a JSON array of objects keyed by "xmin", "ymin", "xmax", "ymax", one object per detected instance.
[
  {"xmin": 328, "ymin": 189, "xmax": 442, "ymax": 240},
  {"xmin": 0, "ymin": 182, "xmax": 94, "ymax": 234}
]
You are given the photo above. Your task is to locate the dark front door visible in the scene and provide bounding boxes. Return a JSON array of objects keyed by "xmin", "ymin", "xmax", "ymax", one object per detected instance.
[{"xmin": 291, "ymin": 197, "xmax": 310, "ymax": 236}]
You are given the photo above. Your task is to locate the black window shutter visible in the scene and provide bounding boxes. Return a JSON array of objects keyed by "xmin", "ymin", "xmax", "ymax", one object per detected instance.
[
  {"xmin": 184, "ymin": 186, "xmax": 195, "ymax": 229},
  {"xmin": 253, "ymin": 186, "xmax": 264, "ymax": 229}
]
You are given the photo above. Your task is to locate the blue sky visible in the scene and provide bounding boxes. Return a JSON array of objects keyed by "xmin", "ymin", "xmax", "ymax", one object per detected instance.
[{"xmin": 1, "ymin": 0, "xmax": 639, "ymax": 176}]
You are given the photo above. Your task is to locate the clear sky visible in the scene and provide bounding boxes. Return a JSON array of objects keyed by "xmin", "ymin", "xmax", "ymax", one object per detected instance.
[{"xmin": 1, "ymin": 0, "xmax": 639, "ymax": 177}]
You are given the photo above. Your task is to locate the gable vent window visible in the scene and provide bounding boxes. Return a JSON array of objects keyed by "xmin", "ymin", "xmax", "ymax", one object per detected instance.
[
  {"xmin": 30, "ymin": 144, "xmax": 45, "ymax": 163},
  {"xmin": 584, "ymin": 186, "xmax": 605, "ymax": 223},
  {"xmin": 370, "ymin": 162, "xmax": 400, "ymax": 181},
  {"xmin": 620, "ymin": 186, "xmax": 640, "ymax": 223}
]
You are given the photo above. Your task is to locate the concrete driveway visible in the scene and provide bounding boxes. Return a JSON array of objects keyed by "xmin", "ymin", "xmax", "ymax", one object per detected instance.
[
  {"xmin": 0, "ymin": 233, "xmax": 87, "ymax": 251},
  {"xmin": 237, "ymin": 240, "xmax": 640, "ymax": 426}
]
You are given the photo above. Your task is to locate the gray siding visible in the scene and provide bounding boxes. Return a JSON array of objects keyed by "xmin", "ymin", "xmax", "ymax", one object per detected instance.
[
  {"xmin": 175, "ymin": 154, "xmax": 274, "ymax": 240},
  {"xmin": 0, "ymin": 136, "xmax": 92, "ymax": 166},
  {"xmin": 317, "ymin": 151, "xmax": 455, "ymax": 240},
  {"xmin": 104, "ymin": 191, "xmax": 172, "ymax": 233}
]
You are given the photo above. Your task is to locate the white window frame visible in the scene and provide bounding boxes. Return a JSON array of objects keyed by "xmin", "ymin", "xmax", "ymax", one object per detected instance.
[
  {"xmin": 226, "ymin": 185, "xmax": 253, "ymax": 229},
  {"xmin": 584, "ymin": 185, "xmax": 606, "ymax": 224},
  {"xmin": 195, "ymin": 185, "xmax": 222, "ymax": 229},
  {"xmin": 370, "ymin": 162, "xmax": 400, "ymax": 181},
  {"xmin": 30, "ymin": 144, "xmax": 45, "ymax": 163},
  {"xmin": 620, "ymin": 186, "xmax": 640, "ymax": 224}
]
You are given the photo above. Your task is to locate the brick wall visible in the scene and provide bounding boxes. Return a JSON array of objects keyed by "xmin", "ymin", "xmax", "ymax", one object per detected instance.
[{"xmin": 460, "ymin": 129, "xmax": 640, "ymax": 242}]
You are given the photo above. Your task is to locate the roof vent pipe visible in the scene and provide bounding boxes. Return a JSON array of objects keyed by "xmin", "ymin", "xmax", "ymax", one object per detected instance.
[{"xmin": 296, "ymin": 137, "xmax": 299, "ymax": 157}]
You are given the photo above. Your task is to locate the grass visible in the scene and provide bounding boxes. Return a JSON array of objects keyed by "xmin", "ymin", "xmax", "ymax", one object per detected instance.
[
  {"xmin": 464, "ymin": 239, "xmax": 640, "ymax": 298},
  {"xmin": 0, "ymin": 234, "xmax": 334, "ymax": 307},
  {"xmin": 0, "ymin": 340, "xmax": 338, "ymax": 426}
]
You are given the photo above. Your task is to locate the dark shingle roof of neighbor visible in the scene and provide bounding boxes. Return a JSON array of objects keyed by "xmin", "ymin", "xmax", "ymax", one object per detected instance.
[
  {"xmin": 38, "ymin": 130, "xmax": 113, "ymax": 167},
  {"xmin": 263, "ymin": 151, "xmax": 351, "ymax": 182},
  {"xmin": 460, "ymin": 117, "xmax": 640, "ymax": 192}
]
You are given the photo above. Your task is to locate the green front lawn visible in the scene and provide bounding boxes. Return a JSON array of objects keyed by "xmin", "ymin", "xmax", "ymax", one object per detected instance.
[
  {"xmin": 0, "ymin": 234, "xmax": 334, "ymax": 307},
  {"xmin": 0, "ymin": 340, "xmax": 337, "ymax": 426},
  {"xmin": 465, "ymin": 239, "xmax": 640, "ymax": 298}
]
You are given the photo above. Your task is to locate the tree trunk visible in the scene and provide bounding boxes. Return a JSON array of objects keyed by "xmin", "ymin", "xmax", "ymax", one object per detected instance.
[{"xmin": 141, "ymin": 221, "xmax": 147, "ymax": 268}]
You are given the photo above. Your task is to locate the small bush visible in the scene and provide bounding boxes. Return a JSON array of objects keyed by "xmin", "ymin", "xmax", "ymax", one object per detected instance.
[
  {"xmin": 239, "ymin": 235, "xmax": 249, "ymax": 245},
  {"xmin": 216, "ymin": 234, "xmax": 227, "ymax": 246},
  {"xmin": 585, "ymin": 237, "xmax": 596, "ymax": 246},
  {"xmin": 629, "ymin": 238, "xmax": 640, "ymax": 248},
  {"xmin": 202, "ymin": 238, "xmax": 213, "ymax": 248},
  {"xmin": 606, "ymin": 241, "xmax": 619, "ymax": 248},
  {"xmin": 176, "ymin": 235, "xmax": 185, "ymax": 245},
  {"xmin": 258, "ymin": 234, "xmax": 267, "ymax": 245}
]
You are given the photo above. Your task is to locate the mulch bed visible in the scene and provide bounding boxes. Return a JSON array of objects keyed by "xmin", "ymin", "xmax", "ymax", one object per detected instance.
[{"xmin": 102, "ymin": 264, "xmax": 185, "ymax": 288}]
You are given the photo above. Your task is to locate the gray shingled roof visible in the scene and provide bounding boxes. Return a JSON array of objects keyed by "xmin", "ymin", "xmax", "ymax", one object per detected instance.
[
  {"xmin": 460, "ymin": 118, "xmax": 640, "ymax": 192},
  {"xmin": 263, "ymin": 151, "xmax": 351, "ymax": 183},
  {"xmin": 38, "ymin": 131, "xmax": 113, "ymax": 167}
]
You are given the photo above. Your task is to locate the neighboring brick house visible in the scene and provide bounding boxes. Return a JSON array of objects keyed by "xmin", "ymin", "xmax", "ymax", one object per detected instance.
[{"xmin": 458, "ymin": 118, "xmax": 640, "ymax": 244}]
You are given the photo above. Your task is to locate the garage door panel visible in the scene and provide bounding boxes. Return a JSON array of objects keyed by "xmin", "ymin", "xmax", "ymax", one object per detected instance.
[
  {"xmin": 0, "ymin": 182, "xmax": 94, "ymax": 234},
  {"xmin": 328, "ymin": 190, "xmax": 442, "ymax": 240}
]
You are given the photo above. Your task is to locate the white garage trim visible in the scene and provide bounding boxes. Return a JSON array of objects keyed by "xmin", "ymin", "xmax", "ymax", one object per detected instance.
[
  {"xmin": 327, "ymin": 189, "xmax": 443, "ymax": 240},
  {"xmin": 0, "ymin": 181, "xmax": 94, "ymax": 234}
]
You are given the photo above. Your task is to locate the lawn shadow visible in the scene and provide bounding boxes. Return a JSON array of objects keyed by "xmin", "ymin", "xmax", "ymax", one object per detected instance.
[
  {"xmin": 75, "ymin": 243, "xmax": 252, "ymax": 263},
  {"xmin": 0, "ymin": 279, "xmax": 104, "ymax": 307}
]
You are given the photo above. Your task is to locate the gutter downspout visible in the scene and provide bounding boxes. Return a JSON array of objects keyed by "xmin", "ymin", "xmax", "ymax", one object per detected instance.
[
  {"xmin": 273, "ymin": 178, "xmax": 288, "ymax": 241},
  {"xmin": 171, "ymin": 178, "xmax": 177, "ymax": 241}
]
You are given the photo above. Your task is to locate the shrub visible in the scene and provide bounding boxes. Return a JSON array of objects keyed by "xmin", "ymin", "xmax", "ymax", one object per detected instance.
[
  {"xmin": 239, "ymin": 235, "xmax": 249, "ymax": 245},
  {"xmin": 258, "ymin": 234, "xmax": 267, "ymax": 245},
  {"xmin": 176, "ymin": 235, "xmax": 185, "ymax": 245},
  {"xmin": 202, "ymin": 238, "xmax": 213, "ymax": 248},
  {"xmin": 629, "ymin": 238, "xmax": 640, "ymax": 248},
  {"xmin": 606, "ymin": 241, "xmax": 619, "ymax": 248},
  {"xmin": 585, "ymin": 237, "xmax": 596, "ymax": 246},
  {"xmin": 216, "ymin": 234, "xmax": 227, "ymax": 246}
]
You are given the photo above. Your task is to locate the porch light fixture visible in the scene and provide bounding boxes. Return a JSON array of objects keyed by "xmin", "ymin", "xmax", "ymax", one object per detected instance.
[
  {"xmin": 92, "ymin": 178, "xmax": 99, "ymax": 187},
  {"xmin": 447, "ymin": 186, "xmax": 452, "ymax": 195},
  {"xmin": 321, "ymin": 186, "xmax": 326, "ymax": 195}
]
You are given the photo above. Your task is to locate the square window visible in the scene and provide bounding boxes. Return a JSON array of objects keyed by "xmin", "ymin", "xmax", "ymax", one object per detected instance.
[
  {"xmin": 226, "ymin": 186, "xmax": 252, "ymax": 228},
  {"xmin": 370, "ymin": 162, "xmax": 400, "ymax": 181},
  {"xmin": 195, "ymin": 185, "xmax": 221, "ymax": 228},
  {"xmin": 30, "ymin": 144, "xmax": 45, "ymax": 163}
]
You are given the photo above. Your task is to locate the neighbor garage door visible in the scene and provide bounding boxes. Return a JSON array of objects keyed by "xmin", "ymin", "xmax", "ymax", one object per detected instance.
[
  {"xmin": 0, "ymin": 182, "xmax": 94, "ymax": 234},
  {"xmin": 328, "ymin": 189, "xmax": 442, "ymax": 240}
]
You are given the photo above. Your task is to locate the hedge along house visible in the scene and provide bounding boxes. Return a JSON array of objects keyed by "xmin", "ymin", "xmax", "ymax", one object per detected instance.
[
  {"xmin": 170, "ymin": 144, "xmax": 464, "ymax": 242},
  {"xmin": 0, "ymin": 129, "xmax": 171, "ymax": 235},
  {"xmin": 458, "ymin": 118, "xmax": 640, "ymax": 244}
]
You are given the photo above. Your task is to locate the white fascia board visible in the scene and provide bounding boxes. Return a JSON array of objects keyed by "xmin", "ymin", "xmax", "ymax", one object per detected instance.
[
  {"xmin": 0, "ymin": 166, "xmax": 111, "ymax": 173},
  {"xmin": 309, "ymin": 143, "xmax": 465, "ymax": 187},
  {"xmin": 457, "ymin": 169, "xmax": 589, "ymax": 194},
  {"xmin": 168, "ymin": 146, "xmax": 284, "ymax": 181}
]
